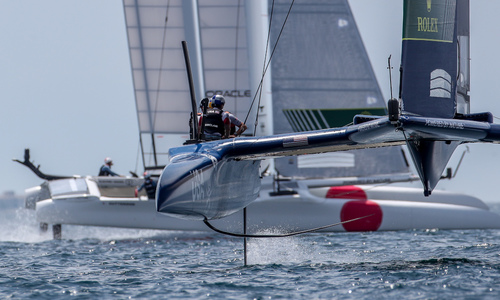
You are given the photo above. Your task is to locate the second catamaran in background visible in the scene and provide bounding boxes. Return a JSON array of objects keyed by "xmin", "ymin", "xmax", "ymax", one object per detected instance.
[{"xmin": 19, "ymin": 0, "xmax": 500, "ymax": 238}]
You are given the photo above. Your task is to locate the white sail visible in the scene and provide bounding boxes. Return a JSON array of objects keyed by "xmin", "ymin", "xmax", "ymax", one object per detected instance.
[
  {"xmin": 124, "ymin": 0, "xmax": 198, "ymax": 135},
  {"xmin": 123, "ymin": 0, "xmax": 262, "ymax": 168}
]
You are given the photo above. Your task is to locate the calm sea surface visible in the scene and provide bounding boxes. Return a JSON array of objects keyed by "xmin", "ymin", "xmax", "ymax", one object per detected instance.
[{"xmin": 1, "ymin": 202, "xmax": 500, "ymax": 299}]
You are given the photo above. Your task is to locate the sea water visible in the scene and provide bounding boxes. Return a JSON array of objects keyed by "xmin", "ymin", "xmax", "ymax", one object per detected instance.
[{"xmin": 1, "ymin": 203, "xmax": 500, "ymax": 299}]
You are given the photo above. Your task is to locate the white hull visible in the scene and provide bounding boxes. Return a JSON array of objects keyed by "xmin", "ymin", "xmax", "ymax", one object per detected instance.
[{"xmin": 29, "ymin": 176, "xmax": 500, "ymax": 233}]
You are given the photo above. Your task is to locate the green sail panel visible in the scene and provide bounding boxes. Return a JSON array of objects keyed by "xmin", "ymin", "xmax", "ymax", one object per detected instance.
[
  {"xmin": 402, "ymin": 0, "xmax": 456, "ymax": 43},
  {"xmin": 283, "ymin": 108, "xmax": 386, "ymax": 131}
]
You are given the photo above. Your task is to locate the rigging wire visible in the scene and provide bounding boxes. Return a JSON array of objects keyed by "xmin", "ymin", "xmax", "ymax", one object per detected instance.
[
  {"xmin": 203, "ymin": 214, "xmax": 375, "ymax": 238},
  {"xmin": 147, "ymin": 0, "xmax": 171, "ymax": 167},
  {"xmin": 244, "ymin": 0, "xmax": 296, "ymax": 130},
  {"xmin": 134, "ymin": 139, "xmax": 141, "ymax": 175},
  {"xmin": 153, "ymin": 0, "xmax": 171, "ymax": 131}
]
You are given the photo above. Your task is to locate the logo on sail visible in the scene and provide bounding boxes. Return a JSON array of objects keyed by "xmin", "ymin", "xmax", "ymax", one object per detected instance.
[
  {"xmin": 430, "ymin": 69, "xmax": 452, "ymax": 98},
  {"xmin": 427, "ymin": 0, "xmax": 432, "ymax": 12}
]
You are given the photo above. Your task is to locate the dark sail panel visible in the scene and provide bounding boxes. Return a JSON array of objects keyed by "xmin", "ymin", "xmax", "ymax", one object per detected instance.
[
  {"xmin": 270, "ymin": 0, "xmax": 410, "ymax": 178},
  {"xmin": 400, "ymin": 0, "xmax": 458, "ymax": 118}
]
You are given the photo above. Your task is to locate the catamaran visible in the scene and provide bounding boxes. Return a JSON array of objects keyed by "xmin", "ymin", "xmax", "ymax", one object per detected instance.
[{"xmin": 17, "ymin": 0, "xmax": 500, "ymax": 239}]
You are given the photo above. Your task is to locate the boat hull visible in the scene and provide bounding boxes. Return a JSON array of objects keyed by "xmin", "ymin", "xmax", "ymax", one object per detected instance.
[
  {"xmin": 33, "ymin": 179, "xmax": 500, "ymax": 232},
  {"xmin": 156, "ymin": 150, "xmax": 261, "ymax": 220}
]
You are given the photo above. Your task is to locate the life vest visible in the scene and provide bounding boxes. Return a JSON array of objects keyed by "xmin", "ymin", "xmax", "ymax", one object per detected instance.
[
  {"xmin": 143, "ymin": 179, "xmax": 157, "ymax": 200},
  {"xmin": 203, "ymin": 108, "xmax": 224, "ymax": 135},
  {"xmin": 98, "ymin": 165, "xmax": 110, "ymax": 176}
]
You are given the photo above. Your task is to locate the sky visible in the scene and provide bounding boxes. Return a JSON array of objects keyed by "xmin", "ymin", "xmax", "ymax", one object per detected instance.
[{"xmin": 1, "ymin": 0, "xmax": 500, "ymax": 204}]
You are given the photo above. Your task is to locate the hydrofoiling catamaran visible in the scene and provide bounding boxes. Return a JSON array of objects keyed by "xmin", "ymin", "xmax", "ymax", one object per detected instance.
[{"xmin": 16, "ymin": 0, "xmax": 500, "ymax": 239}]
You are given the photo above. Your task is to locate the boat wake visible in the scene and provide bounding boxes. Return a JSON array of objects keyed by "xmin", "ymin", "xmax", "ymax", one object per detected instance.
[
  {"xmin": 0, "ymin": 206, "xmax": 181, "ymax": 243},
  {"xmin": 0, "ymin": 207, "xmax": 51, "ymax": 243}
]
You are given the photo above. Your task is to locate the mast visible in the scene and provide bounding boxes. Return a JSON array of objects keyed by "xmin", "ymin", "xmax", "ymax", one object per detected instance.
[
  {"xmin": 182, "ymin": 0, "xmax": 205, "ymax": 103},
  {"xmin": 245, "ymin": 0, "xmax": 274, "ymax": 137}
]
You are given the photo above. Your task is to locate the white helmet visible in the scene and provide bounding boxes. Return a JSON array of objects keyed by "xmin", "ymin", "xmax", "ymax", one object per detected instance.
[{"xmin": 104, "ymin": 157, "xmax": 113, "ymax": 164}]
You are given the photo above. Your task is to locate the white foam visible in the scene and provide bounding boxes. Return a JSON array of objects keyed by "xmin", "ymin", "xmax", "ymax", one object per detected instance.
[{"xmin": 245, "ymin": 228, "xmax": 317, "ymax": 265}]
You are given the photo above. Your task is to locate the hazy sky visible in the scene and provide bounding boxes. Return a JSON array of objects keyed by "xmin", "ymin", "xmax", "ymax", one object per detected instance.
[{"xmin": 1, "ymin": 1, "xmax": 500, "ymax": 204}]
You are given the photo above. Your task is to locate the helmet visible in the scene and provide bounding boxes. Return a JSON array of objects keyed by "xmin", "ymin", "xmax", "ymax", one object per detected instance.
[
  {"xmin": 143, "ymin": 172, "xmax": 151, "ymax": 179},
  {"xmin": 199, "ymin": 98, "xmax": 209, "ymax": 110},
  {"xmin": 210, "ymin": 95, "xmax": 225, "ymax": 109},
  {"xmin": 104, "ymin": 157, "xmax": 113, "ymax": 164}
]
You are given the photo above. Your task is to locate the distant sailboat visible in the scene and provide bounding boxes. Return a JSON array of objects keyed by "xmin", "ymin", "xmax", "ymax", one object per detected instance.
[{"xmin": 17, "ymin": 0, "xmax": 500, "ymax": 239}]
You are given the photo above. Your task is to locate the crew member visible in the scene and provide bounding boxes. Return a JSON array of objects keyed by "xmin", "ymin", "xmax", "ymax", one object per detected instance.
[
  {"xmin": 224, "ymin": 111, "xmax": 247, "ymax": 137},
  {"xmin": 135, "ymin": 172, "xmax": 157, "ymax": 200},
  {"xmin": 203, "ymin": 95, "xmax": 226, "ymax": 140},
  {"xmin": 201, "ymin": 95, "xmax": 247, "ymax": 139},
  {"xmin": 98, "ymin": 157, "xmax": 120, "ymax": 176},
  {"xmin": 197, "ymin": 98, "xmax": 209, "ymax": 139}
]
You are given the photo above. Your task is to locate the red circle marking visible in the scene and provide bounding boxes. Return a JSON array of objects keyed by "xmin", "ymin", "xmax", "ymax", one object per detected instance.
[
  {"xmin": 326, "ymin": 185, "xmax": 367, "ymax": 200},
  {"xmin": 325, "ymin": 186, "xmax": 383, "ymax": 231},
  {"xmin": 340, "ymin": 200, "xmax": 383, "ymax": 232}
]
